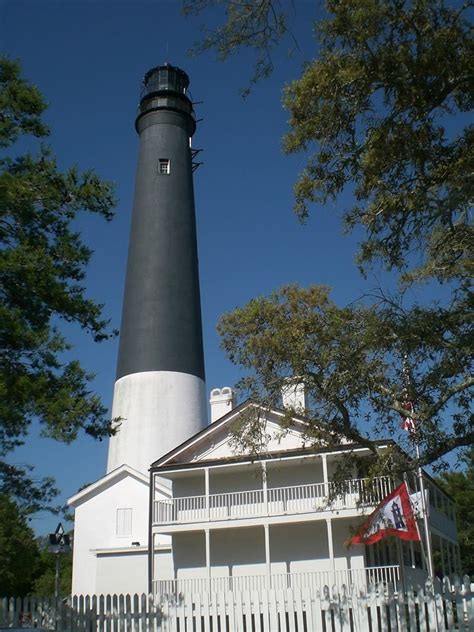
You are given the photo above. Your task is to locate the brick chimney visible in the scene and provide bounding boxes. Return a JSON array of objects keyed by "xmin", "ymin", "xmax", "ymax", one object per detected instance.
[
  {"xmin": 281, "ymin": 379, "xmax": 307, "ymax": 412},
  {"xmin": 209, "ymin": 387, "xmax": 235, "ymax": 423}
]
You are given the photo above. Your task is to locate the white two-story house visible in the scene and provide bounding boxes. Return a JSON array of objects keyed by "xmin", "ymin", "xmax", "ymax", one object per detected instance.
[{"xmin": 149, "ymin": 388, "xmax": 461, "ymax": 596}]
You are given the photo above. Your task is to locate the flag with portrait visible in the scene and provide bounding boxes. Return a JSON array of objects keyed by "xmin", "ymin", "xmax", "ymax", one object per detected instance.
[{"xmin": 349, "ymin": 481, "xmax": 420, "ymax": 545}]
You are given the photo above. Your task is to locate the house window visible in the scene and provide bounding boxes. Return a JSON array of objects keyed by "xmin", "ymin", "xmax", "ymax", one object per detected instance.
[
  {"xmin": 158, "ymin": 159, "xmax": 170, "ymax": 175},
  {"xmin": 116, "ymin": 508, "xmax": 132, "ymax": 536}
]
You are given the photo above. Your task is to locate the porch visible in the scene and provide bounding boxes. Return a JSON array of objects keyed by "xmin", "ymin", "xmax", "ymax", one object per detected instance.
[
  {"xmin": 153, "ymin": 476, "xmax": 394, "ymax": 527},
  {"xmin": 153, "ymin": 565, "xmax": 403, "ymax": 596}
]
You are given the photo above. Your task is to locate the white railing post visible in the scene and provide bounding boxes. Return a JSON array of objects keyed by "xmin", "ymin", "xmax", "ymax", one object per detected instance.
[
  {"xmin": 326, "ymin": 518, "xmax": 335, "ymax": 584},
  {"xmin": 264, "ymin": 524, "xmax": 271, "ymax": 589},
  {"xmin": 205, "ymin": 467, "xmax": 210, "ymax": 521},
  {"xmin": 440, "ymin": 537, "xmax": 446, "ymax": 576},
  {"xmin": 410, "ymin": 540, "xmax": 416, "ymax": 569},
  {"xmin": 262, "ymin": 462, "xmax": 268, "ymax": 517},
  {"xmin": 205, "ymin": 528, "xmax": 211, "ymax": 589},
  {"xmin": 322, "ymin": 454, "xmax": 329, "ymax": 500}
]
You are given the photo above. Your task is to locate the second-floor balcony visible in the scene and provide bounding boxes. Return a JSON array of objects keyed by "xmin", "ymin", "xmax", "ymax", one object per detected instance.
[{"xmin": 153, "ymin": 476, "xmax": 393, "ymax": 527}]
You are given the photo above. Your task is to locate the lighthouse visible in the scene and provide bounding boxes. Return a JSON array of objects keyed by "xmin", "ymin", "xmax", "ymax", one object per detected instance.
[
  {"xmin": 107, "ymin": 64, "xmax": 208, "ymax": 474},
  {"xmin": 69, "ymin": 65, "xmax": 208, "ymax": 595}
]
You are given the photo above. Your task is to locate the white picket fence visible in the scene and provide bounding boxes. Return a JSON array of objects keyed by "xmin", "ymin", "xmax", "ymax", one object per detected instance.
[{"xmin": 1, "ymin": 576, "xmax": 472, "ymax": 632}]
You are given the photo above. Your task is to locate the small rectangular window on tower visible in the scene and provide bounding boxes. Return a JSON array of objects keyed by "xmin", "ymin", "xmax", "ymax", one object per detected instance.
[
  {"xmin": 116, "ymin": 507, "xmax": 132, "ymax": 536},
  {"xmin": 158, "ymin": 158, "xmax": 170, "ymax": 175}
]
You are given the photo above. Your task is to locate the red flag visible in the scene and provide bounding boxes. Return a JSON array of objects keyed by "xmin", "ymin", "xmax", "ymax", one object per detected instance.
[
  {"xmin": 349, "ymin": 482, "xmax": 420, "ymax": 546},
  {"xmin": 400, "ymin": 401, "xmax": 416, "ymax": 433}
]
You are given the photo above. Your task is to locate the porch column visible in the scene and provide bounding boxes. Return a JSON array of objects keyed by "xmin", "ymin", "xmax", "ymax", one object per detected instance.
[
  {"xmin": 148, "ymin": 473, "xmax": 155, "ymax": 594},
  {"xmin": 149, "ymin": 532, "xmax": 155, "ymax": 594},
  {"xmin": 262, "ymin": 462, "xmax": 268, "ymax": 516},
  {"xmin": 264, "ymin": 524, "xmax": 271, "ymax": 589},
  {"xmin": 396, "ymin": 539, "xmax": 406, "ymax": 591},
  {"xmin": 447, "ymin": 540, "xmax": 453, "ymax": 575},
  {"xmin": 326, "ymin": 518, "xmax": 335, "ymax": 579},
  {"xmin": 322, "ymin": 454, "xmax": 329, "ymax": 498},
  {"xmin": 409, "ymin": 541, "xmax": 416, "ymax": 568},
  {"xmin": 440, "ymin": 537, "xmax": 446, "ymax": 576},
  {"xmin": 205, "ymin": 528, "xmax": 211, "ymax": 582},
  {"xmin": 205, "ymin": 467, "xmax": 210, "ymax": 521}
]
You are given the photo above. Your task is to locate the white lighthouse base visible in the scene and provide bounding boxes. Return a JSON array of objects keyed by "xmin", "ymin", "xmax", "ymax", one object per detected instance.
[{"xmin": 107, "ymin": 370, "xmax": 208, "ymax": 474}]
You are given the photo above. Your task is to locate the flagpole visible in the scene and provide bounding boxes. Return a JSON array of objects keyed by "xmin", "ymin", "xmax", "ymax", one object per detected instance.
[
  {"xmin": 396, "ymin": 538, "xmax": 406, "ymax": 592},
  {"xmin": 415, "ymin": 442, "xmax": 434, "ymax": 579},
  {"xmin": 416, "ymin": 442, "xmax": 441, "ymax": 632},
  {"xmin": 401, "ymin": 353, "xmax": 435, "ymax": 580}
]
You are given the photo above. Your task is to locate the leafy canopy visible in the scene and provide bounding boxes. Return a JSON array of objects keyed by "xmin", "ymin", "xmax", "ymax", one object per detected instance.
[
  {"xmin": 0, "ymin": 493, "xmax": 42, "ymax": 596},
  {"xmin": 183, "ymin": 0, "xmax": 292, "ymax": 95},
  {"xmin": 33, "ymin": 533, "xmax": 73, "ymax": 596},
  {"xmin": 0, "ymin": 57, "xmax": 116, "ymax": 512},
  {"xmin": 187, "ymin": 1, "xmax": 473, "ymax": 471},
  {"xmin": 283, "ymin": 0, "xmax": 473, "ymax": 287},
  {"xmin": 437, "ymin": 448, "xmax": 474, "ymax": 576},
  {"xmin": 185, "ymin": 0, "xmax": 473, "ymax": 285},
  {"xmin": 0, "ymin": 493, "xmax": 72, "ymax": 596},
  {"xmin": 218, "ymin": 285, "xmax": 473, "ymax": 474}
]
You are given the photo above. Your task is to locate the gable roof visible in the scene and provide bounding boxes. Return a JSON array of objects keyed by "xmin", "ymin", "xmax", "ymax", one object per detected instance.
[
  {"xmin": 68, "ymin": 463, "xmax": 170, "ymax": 507},
  {"xmin": 153, "ymin": 440, "xmax": 395, "ymax": 473},
  {"xmin": 150, "ymin": 400, "xmax": 311, "ymax": 470}
]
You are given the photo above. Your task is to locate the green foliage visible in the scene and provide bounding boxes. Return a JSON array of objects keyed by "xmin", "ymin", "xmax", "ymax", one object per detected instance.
[
  {"xmin": 0, "ymin": 494, "xmax": 42, "ymax": 596},
  {"xmin": 183, "ymin": 0, "xmax": 292, "ymax": 95},
  {"xmin": 218, "ymin": 285, "xmax": 473, "ymax": 472},
  {"xmin": 0, "ymin": 58, "xmax": 48, "ymax": 146},
  {"xmin": 0, "ymin": 56, "xmax": 117, "ymax": 511},
  {"xmin": 437, "ymin": 448, "xmax": 474, "ymax": 577},
  {"xmin": 283, "ymin": 0, "xmax": 473, "ymax": 287},
  {"xmin": 186, "ymin": 2, "xmax": 473, "ymax": 471},
  {"xmin": 0, "ymin": 493, "xmax": 72, "ymax": 597},
  {"xmin": 32, "ymin": 535, "xmax": 73, "ymax": 596},
  {"xmin": 186, "ymin": 1, "xmax": 473, "ymax": 283}
]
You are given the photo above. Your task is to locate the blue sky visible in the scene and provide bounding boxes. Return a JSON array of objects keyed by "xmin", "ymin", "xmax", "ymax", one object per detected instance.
[{"xmin": 2, "ymin": 0, "xmax": 400, "ymax": 535}]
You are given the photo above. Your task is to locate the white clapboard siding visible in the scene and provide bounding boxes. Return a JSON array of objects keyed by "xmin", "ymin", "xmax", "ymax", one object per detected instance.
[{"xmin": 1, "ymin": 575, "xmax": 472, "ymax": 631}]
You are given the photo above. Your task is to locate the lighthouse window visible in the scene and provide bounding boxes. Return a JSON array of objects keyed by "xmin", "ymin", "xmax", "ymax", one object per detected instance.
[
  {"xmin": 116, "ymin": 507, "xmax": 132, "ymax": 536},
  {"xmin": 158, "ymin": 158, "xmax": 170, "ymax": 175}
]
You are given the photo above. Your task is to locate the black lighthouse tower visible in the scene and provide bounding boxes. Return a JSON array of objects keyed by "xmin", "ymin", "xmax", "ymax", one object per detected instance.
[{"xmin": 107, "ymin": 64, "xmax": 207, "ymax": 474}]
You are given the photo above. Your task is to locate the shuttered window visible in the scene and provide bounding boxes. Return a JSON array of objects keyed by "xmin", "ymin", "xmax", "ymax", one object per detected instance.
[{"xmin": 116, "ymin": 508, "xmax": 132, "ymax": 536}]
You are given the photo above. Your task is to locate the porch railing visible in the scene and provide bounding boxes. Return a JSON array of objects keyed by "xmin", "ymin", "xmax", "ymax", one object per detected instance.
[
  {"xmin": 153, "ymin": 476, "xmax": 394, "ymax": 525},
  {"xmin": 153, "ymin": 565, "xmax": 402, "ymax": 596}
]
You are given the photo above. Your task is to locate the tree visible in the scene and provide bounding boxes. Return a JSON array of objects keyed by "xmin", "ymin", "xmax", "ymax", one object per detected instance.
[
  {"xmin": 185, "ymin": 1, "xmax": 473, "ymax": 469},
  {"xmin": 0, "ymin": 494, "xmax": 72, "ymax": 597},
  {"xmin": 183, "ymin": 0, "xmax": 292, "ymax": 95},
  {"xmin": 0, "ymin": 494, "xmax": 42, "ymax": 596},
  {"xmin": 184, "ymin": 0, "xmax": 472, "ymax": 285},
  {"xmin": 32, "ymin": 534, "xmax": 73, "ymax": 596},
  {"xmin": 283, "ymin": 0, "xmax": 473, "ymax": 288},
  {"xmin": 437, "ymin": 448, "xmax": 474, "ymax": 577},
  {"xmin": 0, "ymin": 57, "xmax": 116, "ymax": 512},
  {"xmin": 218, "ymin": 285, "xmax": 472, "ymax": 474}
]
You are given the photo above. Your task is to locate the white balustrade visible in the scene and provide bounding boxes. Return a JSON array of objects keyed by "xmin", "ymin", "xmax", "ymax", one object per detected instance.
[
  {"xmin": 153, "ymin": 565, "xmax": 402, "ymax": 596},
  {"xmin": 329, "ymin": 476, "xmax": 394, "ymax": 510},
  {"xmin": 209, "ymin": 488, "xmax": 264, "ymax": 520},
  {"xmin": 153, "ymin": 476, "xmax": 394, "ymax": 525},
  {"xmin": 366, "ymin": 565, "xmax": 400, "ymax": 585},
  {"xmin": 154, "ymin": 495, "xmax": 206, "ymax": 524},
  {"xmin": 267, "ymin": 482, "xmax": 327, "ymax": 515}
]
